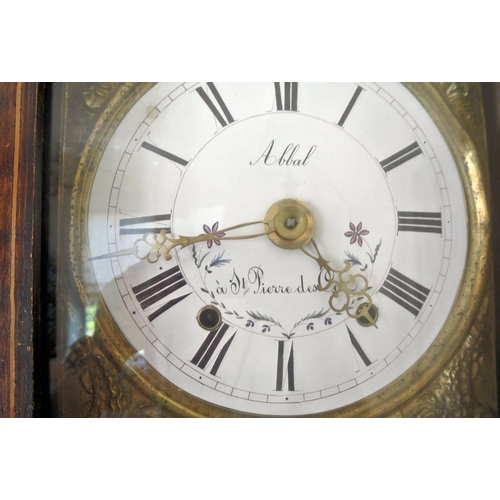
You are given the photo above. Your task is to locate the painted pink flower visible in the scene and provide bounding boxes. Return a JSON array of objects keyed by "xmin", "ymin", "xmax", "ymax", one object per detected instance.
[
  {"xmin": 203, "ymin": 222, "xmax": 225, "ymax": 249},
  {"xmin": 345, "ymin": 222, "xmax": 369, "ymax": 247}
]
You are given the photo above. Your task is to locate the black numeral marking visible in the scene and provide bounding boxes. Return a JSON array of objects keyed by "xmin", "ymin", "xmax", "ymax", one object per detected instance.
[
  {"xmin": 338, "ymin": 85, "xmax": 363, "ymax": 127},
  {"xmin": 276, "ymin": 340, "xmax": 295, "ymax": 391},
  {"xmin": 141, "ymin": 141, "xmax": 189, "ymax": 166},
  {"xmin": 379, "ymin": 268, "xmax": 430, "ymax": 317},
  {"xmin": 132, "ymin": 266, "xmax": 191, "ymax": 322},
  {"xmin": 379, "ymin": 141, "xmax": 422, "ymax": 173},
  {"xmin": 119, "ymin": 213, "xmax": 171, "ymax": 236},
  {"xmin": 274, "ymin": 82, "xmax": 298, "ymax": 111},
  {"xmin": 196, "ymin": 83, "xmax": 234, "ymax": 127},
  {"xmin": 190, "ymin": 323, "xmax": 236, "ymax": 376},
  {"xmin": 346, "ymin": 325, "xmax": 372, "ymax": 367},
  {"xmin": 397, "ymin": 211, "xmax": 442, "ymax": 235}
]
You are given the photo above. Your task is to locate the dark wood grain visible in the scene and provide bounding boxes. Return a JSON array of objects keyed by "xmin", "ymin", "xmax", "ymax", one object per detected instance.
[
  {"xmin": 0, "ymin": 83, "xmax": 43, "ymax": 417},
  {"xmin": 0, "ymin": 83, "xmax": 17, "ymax": 416}
]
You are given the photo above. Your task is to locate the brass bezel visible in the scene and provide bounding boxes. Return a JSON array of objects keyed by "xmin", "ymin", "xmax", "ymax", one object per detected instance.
[
  {"xmin": 69, "ymin": 82, "xmax": 491, "ymax": 417},
  {"xmin": 197, "ymin": 305, "xmax": 223, "ymax": 332}
]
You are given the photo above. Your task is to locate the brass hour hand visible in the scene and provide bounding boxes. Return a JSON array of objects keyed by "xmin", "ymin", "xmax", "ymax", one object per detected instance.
[
  {"xmin": 90, "ymin": 220, "xmax": 274, "ymax": 263},
  {"xmin": 301, "ymin": 239, "xmax": 377, "ymax": 327},
  {"xmin": 91, "ymin": 198, "xmax": 314, "ymax": 263}
]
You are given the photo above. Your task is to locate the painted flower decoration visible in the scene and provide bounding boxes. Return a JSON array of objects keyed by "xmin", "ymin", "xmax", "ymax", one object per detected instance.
[
  {"xmin": 203, "ymin": 222, "xmax": 225, "ymax": 249},
  {"xmin": 345, "ymin": 222, "xmax": 369, "ymax": 247}
]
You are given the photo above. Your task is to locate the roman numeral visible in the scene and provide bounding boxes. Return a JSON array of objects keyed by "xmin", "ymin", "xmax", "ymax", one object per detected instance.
[
  {"xmin": 379, "ymin": 268, "xmax": 430, "ymax": 317},
  {"xmin": 379, "ymin": 141, "xmax": 422, "ymax": 173},
  {"xmin": 397, "ymin": 211, "xmax": 442, "ymax": 235},
  {"xmin": 346, "ymin": 325, "xmax": 372, "ymax": 367},
  {"xmin": 141, "ymin": 141, "xmax": 189, "ymax": 166},
  {"xmin": 274, "ymin": 82, "xmax": 298, "ymax": 111},
  {"xmin": 196, "ymin": 83, "xmax": 234, "ymax": 127},
  {"xmin": 338, "ymin": 85, "xmax": 363, "ymax": 127},
  {"xmin": 190, "ymin": 323, "xmax": 236, "ymax": 376},
  {"xmin": 132, "ymin": 266, "xmax": 191, "ymax": 322},
  {"xmin": 276, "ymin": 340, "xmax": 295, "ymax": 391},
  {"xmin": 119, "ymin": 213, "xmax": 171, "ymax": 236}
]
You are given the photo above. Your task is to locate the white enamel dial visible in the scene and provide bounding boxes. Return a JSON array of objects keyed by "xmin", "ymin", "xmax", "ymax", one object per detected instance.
[{"xmin": 87, "ymin": 82, "xmax": 467, "ymax": 416}]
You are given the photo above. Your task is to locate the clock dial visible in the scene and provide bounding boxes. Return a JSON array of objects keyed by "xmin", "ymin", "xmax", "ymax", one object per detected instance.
[{"xmin": 85, "ymin": 82, "xmax": 468, "ymax": 416}]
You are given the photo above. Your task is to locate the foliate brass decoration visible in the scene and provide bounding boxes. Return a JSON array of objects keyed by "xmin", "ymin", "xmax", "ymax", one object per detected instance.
[
  {"xmin": 56, "ymin": 83, "xmax": 496, "ymax": 417},
  {"xmin": 83, "ymin": 83, "xmax": 120, "ymax": 109},
  {"xmin": 445, "ymin": 82, "xmax": 470, "ymax": 99},
  {"xmin": 389, "ymin": 277, "xmax": 496, "ymax": 418},
  {"xmin": 64, "ymin": 335, "xmax": 177, "ymax": 418},
  {"xmin": 436, "ymin": 82, "xmax": 488, "ymax": 163},
  {"xmin": 64, "ymin": 335, "xmax": 123, "ymax": 417}
]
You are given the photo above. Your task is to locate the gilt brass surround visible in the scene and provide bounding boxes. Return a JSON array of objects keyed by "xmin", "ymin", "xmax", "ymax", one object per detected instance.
[{"xmin": 53, "ymin": 82, "xmax": 496, "ymax": 418}]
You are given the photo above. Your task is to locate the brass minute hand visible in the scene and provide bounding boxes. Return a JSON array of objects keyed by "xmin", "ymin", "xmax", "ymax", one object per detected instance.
[
  {"xmin": 301, "ymin": 239, "xmax": 377, "ymax": 327},
  {"xmin": 90, "ymin": 220, "xmax": 274, "ymax": 263}
]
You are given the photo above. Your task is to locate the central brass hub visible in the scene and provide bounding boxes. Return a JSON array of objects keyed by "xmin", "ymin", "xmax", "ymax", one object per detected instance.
[{"xmin": 265, "ymin": 198, "xmax": 316, "ymax": 250}]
